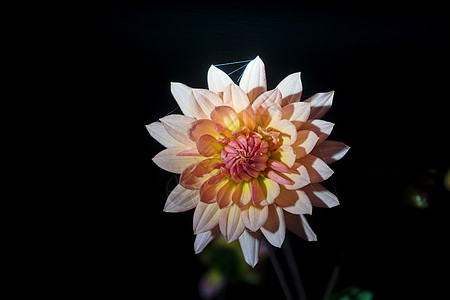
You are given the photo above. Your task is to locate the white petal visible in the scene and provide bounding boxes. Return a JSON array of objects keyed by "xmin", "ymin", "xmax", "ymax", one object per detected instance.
[
  {"xmin": 297, "ymin": 154, "xmax": 334, "ymax": 183},
  {"xmin": 164, "ymin": 184, "xmax": 200, "ymax": 213},
  {"xmin": 194, "ymin": 227, "xmax": 220, "ymax": 254},
  {"xmin": 276, "ymin": 72, "xmax": 303, "ymax": 106},
  {"xmin": 160, "ymin": 114, "xmax": 196, "ymax": 147},
  {"xmin": 219, "ymin": 204, "xmax": 246, "ymax": 242},
  {"xmin": 303, "ymin": 91, "xmax": 334, "ymax": 119},
  {"xmin": 191, "ymin": 88, "xmax": 224, "ymax": 119},
  {"xmin": 223, "ymin": 83, "xmax": 250, "ymax": 114},
  {"xmin": 300, "ymin": 120, "xmax": 334, "ymax": 146},
  {"xmin": 207, "ymin": 65, "xmax": 233, "ymax": 97},
  {"xmin": 193, "ymin": 202, "xmax": 221, "ymax": 234},
  {"xmin": 310, "ymin": 140, "xmax": 350, "ymax": 164},
  {"xmin": 284, "ymin": 211, "xmax": 317, "ymax": 241},
  {"xmin": 239, "ymin": 56, "xmax": 267, "ymax": 102},
  {"xmin": 281, "ymin": 102, "xmax": 310, "ymax": 129},
  {"xmin": 146, "ymin": 122, "xmax": 184, "ymax": 148},
  {"xmin": 261, "ymin": 205, "xmax": 286, "ymax": 247},
  {"xmin": 152, "ymin": 146, "xmax": 203, "ymax": 174},
  {"xmin": 303, "ymin": 183, "xmax": 339, "ymax": 208},
  {"xmin": 170, "ymin": 82, "xmax": 195, "ymax": 118},
  {"xmin": 238, "ymin": 230, "xmax": 262, "ymax": 267}
]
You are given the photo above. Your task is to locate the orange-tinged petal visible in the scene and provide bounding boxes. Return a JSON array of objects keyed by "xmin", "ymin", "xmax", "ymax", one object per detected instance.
[
  {"xmin": 266, "ymin": 169, "xmax": 294, "ymax": 185},
  {"xmin": 300, "ymin": 119, "xmax": 334, "ymax": 146},
  {"xmin": 188, "ymin": 119, "xmax": 220, "ymax": 142},
  {"xmin": 160, "ymin": 114, "xmax": 196, "ymax": 147},
  {"xmin": 146, "ymin": 121, "xmax": 183, "ymax": 148},
  {"xmin": 239, "ymin": 56, "xmax": 267, "ymax": 102},
  {"xmin": 240, "ymin": 203, "xmax": 269, "ymax": 232},
  {"xmin": 303, "ymin": 91, "xmax": 334, "ymax": 119},
  {"xmin": 170, "ymin": 82, "xmax": 195, "ymax": 118},
  {"xmin": 270, "ymin": 145, "xmax": 296, "ymax": 168},
  {"xmin": 164, "ymin": 184, "xmax": 200, "ymax": 213},
  {"xmin": 303, "ymin": 183, "xmax": 339, "ymax": 208},
  {"xmin": 258, "ymin": 176, "xmax": 280, "ymax": 206},
  {"xmin": 251, "ymin": 89, "xmax": 282, "ymax": 110},
  {"xmin": 242, "ymin": 106, "xmax": 256, "ymax": 131},
  {"xmin": 261, "ymin": 205, "xmax": 286, "ymax": 247},
  {"xmin": 238, "ymin": 230, "xmax": 262, "ymax": 267},
  {"xmin": 270, "ymin": 119, "xmax": 297, "ymax": 146},
  {"xmin": 200, "ymin": 179, "xmax": 228, "ymax": 204},
  {"xmin": 292, "ymin": 130, "xmax": 319, "ymax": 159},
  {"xmin": 180, "ymin": 159, "xmax": 218, "ymax": 190},
  {"xmin": 275, "ymin": 187, "xmax": 312, "ymax": 214},
  {"xmin": 152, "ymin": 146, "xmax": 203, "ymax": 174},
  {"xmin": 276, "ymin": 72, "xmax": 303, "ymax": 106},
  {"xmin": 284, "ymin": 211, "xmax": 317, "ymax": 241},
  {"xmin": 194, "ymin": 227, "xmax": 220, "ymax": 254},
  {"xmin": 223, "ymin": 83, "xmax": 251, "ymax": 114},
  {"xmin": 216, "ymin": 180, "xmax": 237, "ymax": 208},
  {"xmin": 219, "ymin": 204, "xmax": 246, "ymax": 242},
  {"xmin": 280, "ymin": 162, "xmax": 311, "ymax": 190},
  {"xmin": 193, "ymin": 202, "xmax": 220, "ymax": 234},
  {"xmin": 310, "ymin": 140, "xmax": 350, "ymax": 164},
  {"xmin": 207, "ymin": 65, "xmax": 233, "ymax": 97},
  {"xmin": 281, "ymin": 102, "xmax": 310, "ymax": 129},
  {"xmin": 196, "ymin": 134, "xmax": 222, "ymax": 157},
  {"xmin": 210, "ymin": 105, "xmax": 240, "ymax": 130},
  {"xmin": 297, "ymin": 154, "xmax": 333, "ymax": 183},
  {"xmin": 232, "ymin": 181, "xmax": 252, "ymax": 207}
]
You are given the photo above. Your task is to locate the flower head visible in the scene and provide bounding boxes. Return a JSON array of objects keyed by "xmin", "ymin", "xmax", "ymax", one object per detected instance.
[{"xmin": 146, "ymin": 56, "xmax": 349, "ymax": 267}]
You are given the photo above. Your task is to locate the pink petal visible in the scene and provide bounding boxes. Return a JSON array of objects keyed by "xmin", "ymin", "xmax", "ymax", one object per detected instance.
[
  {"xmin": 207, "ymin": 65, "xmax": 233, "ymax": 97},
  {"xmin": 258, "ymin": 177, "xmax": 281, "ymax": 206},
  {"xmin": 297, "ymin": 154, "xmax": 334, "ymax": 183},
  {"xmin": 240, "ymin": 203, "xmax": 269, "ymax": 232},
  {"xmin": 300, "ymin": 120, "xmax": 334, "ymax": 146},
  {"xmin": 242, "ymin": 106, "xmax": 256, "ymax": 131},
  {"xmin": 223, "ymin": 83, "xmax": 251, "ymax": 114},
  {"xmin": 196, "ymin": 134, "xmax": 222, "ymax": 157},
  {"xmin": 261, "ymin": 205, "xmax": 286, "ymax": 247},
  {"xmin": 188, "ymin": 119, "xmax": 220, "ymax": 142},
  {"xmin": 180, "ymin": 159, "xmax": 218, "ymax": 190},
  {"xmin": 238, "ymin": 230, "xmax": 262, "ymax": 267},
  {"xmin": 152, "ymin": 146, "xmax": 203, "ymax": 174},
  {"xmin": 194, "ymin": 227, "xmax": 220, "ymax": 254},
  {"xmin": 266, "ymin": 169, "xmax": 294, "ymax": 185},
  {"xmin": 275, "ymin": 187, "xmax": 312, "ymax": 214},
  {"xmin": 160, "ymin": 114, "xmax": 196, "ymax": 147},
  {"xmin": 164, "ymin": 184, "xmax": 200, "ymax": 213},
  {"xmin": 200, "ymin": 179, "xmax": 228, "ymax": 204},
  {"xmin": 210, "ymin": 105, "xmax": 240, "ymax": 131},
  {"xmin": 276, "ymin": 72, "xmax": 303, "ymax": 106},
  {"xmin": 284, "ymin": 211, "xmax": 317, "ymax": 241},
  {"xmin": 145, "ymin": 122, "xmax": 183, "ymax": 148},
  {"xmin": 310, "ymin": 140, "xmax": 350, "ymax": 164},
  {"xmin": 170, "ymin": 82, "xmax": 195, "ymax": 118},
  {"xmin": 292, "ymin": 130, "xmax": 319, "ymax": 159},
  {"xmin": 239, "ymin": 56, "xmax": 267, "ymax": 102},
  {"xmin": 255, "ymin": 103, "xmax": 282, "ymax": 129},
  {"xmin": 303, "ymin": 183, "xmax": 339, "ymax": 208},
  {"xmin": 193, "ymin": 202, "xmax": 221, "ymax": 234},
  {"xmin": 303, "ymin": 91, "xmax": 334, "ymax": 119},
  {"xmin": 281, "ymin": 102, "xmax": 310, "ymax": 129},
  {"xmin": 219, "ymin": 204, "xmax": 246, "ymax": 242}
]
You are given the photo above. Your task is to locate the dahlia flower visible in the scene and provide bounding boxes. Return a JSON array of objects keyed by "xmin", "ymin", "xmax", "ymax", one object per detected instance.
[{"xmin": 146, "ymin": 56, "xmax": 349, "ymax": 267}]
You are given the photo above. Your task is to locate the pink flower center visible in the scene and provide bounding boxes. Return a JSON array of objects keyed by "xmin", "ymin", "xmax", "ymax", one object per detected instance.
[{"xmin": 219, "ymin": 132, "xmax": 269, "ymax": 182}]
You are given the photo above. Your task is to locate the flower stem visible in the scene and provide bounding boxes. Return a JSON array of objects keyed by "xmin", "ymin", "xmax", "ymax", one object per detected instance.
[
  {"xmin": 265, "ymin": 239, "xmax": 294, "ymax": 300},
  {"xmin": 282, "ymin": 235, "xmax": 308, "ymax": 300}
]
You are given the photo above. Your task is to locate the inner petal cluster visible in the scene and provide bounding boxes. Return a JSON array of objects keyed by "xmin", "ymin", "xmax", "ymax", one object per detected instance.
[{"xmin": 220, "ymin": 132, "xmax": 269, "ymax": 182}]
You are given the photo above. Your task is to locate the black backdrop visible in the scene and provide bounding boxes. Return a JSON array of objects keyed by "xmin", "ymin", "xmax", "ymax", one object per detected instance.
[{"xmin": 82, "ymin": 2, "xmax": 449, "ymax": 299}]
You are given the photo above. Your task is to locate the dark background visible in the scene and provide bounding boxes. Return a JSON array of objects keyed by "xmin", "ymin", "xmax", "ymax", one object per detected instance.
[{"xmin": 82, "ymin": 2, "xmax": 449, "ymax": 299}]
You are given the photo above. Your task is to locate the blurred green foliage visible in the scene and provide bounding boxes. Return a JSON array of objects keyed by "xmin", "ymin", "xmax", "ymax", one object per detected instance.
[{"xmin": 331, "ymin": 286, "xmax": 373, "ymax": 300}]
